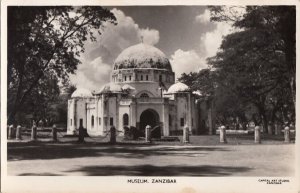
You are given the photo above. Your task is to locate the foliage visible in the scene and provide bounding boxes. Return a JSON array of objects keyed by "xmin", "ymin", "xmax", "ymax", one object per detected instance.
[
  {"xmin": 207, "ymin": 6, "xmax": 295, "ymax": 131},
  {"xmin": 179, "ymin": 6, "xmax": 295, "ymax": 132},
  {"xmin": 7, "ymin": 6, "xmax": 116, "ymax": 124}
]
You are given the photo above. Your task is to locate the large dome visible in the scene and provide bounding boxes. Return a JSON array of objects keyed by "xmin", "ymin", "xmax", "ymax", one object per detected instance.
[{"xmin": 113, "ymin": 43, "xmax": 172, "ymax": 71}]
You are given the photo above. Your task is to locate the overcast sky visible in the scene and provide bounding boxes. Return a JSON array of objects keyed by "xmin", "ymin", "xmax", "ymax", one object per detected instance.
[{"xmin": 70, "ymin": 6, "xmax": 234, "ymax": 91}]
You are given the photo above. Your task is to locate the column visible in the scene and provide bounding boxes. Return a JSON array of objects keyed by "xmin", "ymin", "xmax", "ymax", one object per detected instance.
[
  {"xmin": 145, "ymin": 125, "xmax": 151, "ymax": 142},
  {"xmin": 101, "ymin": 94, "xmax": 106, "ymax": 134},
  {"xmin": 188, "ymin": 93, "xmax": 192, "ymax": 133},
  {"xmin": 31, "ymin": 122, "xmax": 37, "ymax": 141},
  {"xmin": 130, "ymin": 98, "xmax": 137, "ymax": 127},
  {"xmin": 73, "ymin": 99, "xmax": 77, "ymax": 132},
  {"xmin": 284, "ymin": 126, "xmax": 290, "ymax": 143},
  {"xmin": 219, "ymin": 125, "xmax": 227, "ymax": 143},
  {"xmin": 52, "ymin": 124, "xmax": 57, "ymax": 142},
  {"xmin": 162, "ymin": 98, "xmax": 169, "ymax": 136},
  {"xmin": 116, "ymin": 95, "xmax": 120, "ymax": 131},
  {"xmin": 254, "ymin": 126, "xmax": 261, "ymax": 144},
  {"xmin": 16, "ymin": 125, "xmax": 22, "ymax": 140},
  {"xmin": 183, "ymin": 125, "xmax": 189, "ymax": 143}
]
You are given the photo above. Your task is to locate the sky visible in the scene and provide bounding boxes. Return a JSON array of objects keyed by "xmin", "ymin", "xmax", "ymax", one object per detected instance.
[{"xmin": 69, "ymin": 6, "xmax": 234, "ymax": 91}]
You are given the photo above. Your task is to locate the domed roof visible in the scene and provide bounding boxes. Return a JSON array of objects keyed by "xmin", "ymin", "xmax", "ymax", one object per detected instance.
[
  {"xmin": 113, "ymin": 43, "xmax": 172, "ymax": 71},
  {"xmin": 71, "ymin": 88, "xmax": 93, "ymax": 98},
  {"xmin": 167, "ymin": 82, "xmax": 189, "ymax": 93},
  {"xmin": 97, "ymin": 83, "xmax": 122, "ymax": 94},
  {"xmin": 122, "ymin": 84, "xmax": 136, "ymax": 91}
]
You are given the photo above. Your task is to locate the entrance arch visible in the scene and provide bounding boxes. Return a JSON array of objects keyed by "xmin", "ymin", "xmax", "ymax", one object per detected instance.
[{"xmin": 139, "ymin": 109, "xmax": 161, "ymax": 138}]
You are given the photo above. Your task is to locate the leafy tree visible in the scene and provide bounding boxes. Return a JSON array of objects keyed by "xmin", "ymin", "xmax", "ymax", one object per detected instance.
[
  {"xmin": 209, "ymin": 6, "xmax": 295, "ymax": 106},
  {"xmin": 179, "ymin": 69, "xmax": 249, "ymax": 130},
  {"xmin": 64, "ymin": 83, "xmax": 77, "ymax": 98},
  {"xmin": 179, "ymin": 69, "xmax": 215, "ymax": 97},
  {"xmin": 235, "ymin": 6, "xmax": 296, "ymax": 106},
  {"xmin": 207, "ymin": 6, "xmax": 295, "ymax": 132},
  {"xmin": 8, "ymin": 6, "xmax": 116, "ymax": 124}
]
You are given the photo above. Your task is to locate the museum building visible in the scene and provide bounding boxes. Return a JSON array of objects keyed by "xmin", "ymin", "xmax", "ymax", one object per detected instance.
[{"xmin": 67, "ymin": 43, "xmax": 208, "ymax": 137}]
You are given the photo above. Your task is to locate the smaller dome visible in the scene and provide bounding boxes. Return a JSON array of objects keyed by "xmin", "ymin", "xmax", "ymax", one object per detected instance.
[
  {"xmin": 168, "ymin": 82, "xmax": 189, "ymax": 93},
  {"xmin": 71, "ymin": 88, "xmax": 93, "ymax": 98},
  {"xmin": 122, "ymin": 84, "xmax": 136, "ymax": 91},
  {"xmin": 97, "ymin": 83, "xmax": 122, "ymax": 94}
]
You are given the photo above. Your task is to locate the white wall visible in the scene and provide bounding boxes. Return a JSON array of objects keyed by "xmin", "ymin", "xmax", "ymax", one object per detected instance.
[
  {"xmin": 176, "ymin": 95, "xmax": 188, "ymax": 131},
  {"xmin": 118, "ymin": 105, "xmax": 130, "ymax": 135},
  {"xmin": 67, "ymin": 99, "xmax": 75, "ymax": 135}
]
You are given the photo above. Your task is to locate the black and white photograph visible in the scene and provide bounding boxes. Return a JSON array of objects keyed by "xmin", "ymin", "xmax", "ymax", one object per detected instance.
[{"xmin": 1, "ymin": 1, "xmax": 299, "ymax": 193}]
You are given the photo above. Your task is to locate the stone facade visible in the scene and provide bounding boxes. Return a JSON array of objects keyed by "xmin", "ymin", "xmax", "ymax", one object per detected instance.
[{"xmin": 67, "ymin": 43, "xmax": 206, "ymax": 137}]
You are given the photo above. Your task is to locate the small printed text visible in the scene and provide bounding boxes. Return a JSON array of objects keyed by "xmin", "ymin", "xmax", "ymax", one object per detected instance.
[{"xmin": 127, "ymin": 178, "xmax": 177, "ymax": 184}]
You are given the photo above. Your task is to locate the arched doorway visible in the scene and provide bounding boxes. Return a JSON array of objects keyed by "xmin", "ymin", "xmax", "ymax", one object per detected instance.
[{"xmin": 139, "ymin": 109, "xmax": 161, "ymax": 138}]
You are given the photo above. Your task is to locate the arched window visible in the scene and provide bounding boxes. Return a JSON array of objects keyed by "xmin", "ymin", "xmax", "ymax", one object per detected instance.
[
  {"xmin": 180, "ymin": 118, "xmax": 184, "ymax": 127},
  {"xmin": 91, "ymin": 115, "xmax": 94, "ymax": 127},
  {"xmin": 129, "ymin": 75, "xmax": 131, "ymax": 81},
  {"xmin": 140, "ymin": 93, "xmax": 149, "ymax": 98},
  {"xmin": 146, "ymin": 75, "xmax": 148, "ymax": 81},
  {"xmin": 125, "ymin": 76, "xmax": 127, "ymax": 81},
  {"xmin": 123, "ymin": 113, "xmax": 129, "ymax": 126},
  {"xmin": 159, "ymin": 74, "xmax": 162, "ymax": 82},
  {"xmin": 141, "ymin": 75, "xmax": 143, "ymax": 81}
]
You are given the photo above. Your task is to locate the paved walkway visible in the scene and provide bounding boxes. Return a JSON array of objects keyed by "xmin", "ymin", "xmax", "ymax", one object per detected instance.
[{"xmin": 7, "ymin": 142, "xmax": 295, "ymax": 176}]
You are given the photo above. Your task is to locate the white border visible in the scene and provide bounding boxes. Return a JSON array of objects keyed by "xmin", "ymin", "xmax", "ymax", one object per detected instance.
[{"xmin": 1, "ymin": 1, "xmax": 299, "ymax": 193}]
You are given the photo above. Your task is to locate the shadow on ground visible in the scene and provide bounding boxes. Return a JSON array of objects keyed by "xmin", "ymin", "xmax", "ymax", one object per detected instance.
[
  {"xmin": 8, "ymin": 142, "xmax": 229, "ymax": 161},
  {"xmin": 63, "ymin": 164, "xmax": 251, "ymax": 176},
  {"xmin": 17, "ymin": 165, "xmax": 251, "ymax": 176}
]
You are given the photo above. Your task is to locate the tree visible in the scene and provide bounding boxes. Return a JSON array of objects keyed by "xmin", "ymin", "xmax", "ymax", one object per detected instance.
[
  {"xmin": 179, "ymin": 69, "xmax": 215, "ymax": 97},
  {"xmin": 179, "ymin": 69, "xmax": 249, "ymax": 129},
  {"xmin": 207, "ymin": 6, "xmax": 295, "ymax": 132},
  {"xmin": 235, "ymin": 6, "xmax": 296, "ymax": 107},
  {"xmin": 64, "ymin": 83, "xmax": 77, "ymax": 98},
  {"xmin": 209, "ymin": 6, "xmax": 296, "ymax": 107},
  {"xmin": 7, "ymin": 6, "xmax": 116, "ymax": 124}
]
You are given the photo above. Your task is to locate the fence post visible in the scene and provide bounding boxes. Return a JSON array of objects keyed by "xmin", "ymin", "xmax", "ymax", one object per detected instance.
[
  {"xmin": 8, "ymin": 125, "xmax": 14, "ymax": 139},
  {"xmin": 78, "ymin": 125, "xmax": 85, "ymax": 143},
  {"xmin": 219, "ymin": 125, "xmax": 227, "ymax": 143},
  {"xmin": 267, "ymin": 122, "xmax": 273, "ymax": 135},
  {"xmin": 16, "ymin": 125, "xmax": 22, "ymax": 140},
  {"xmin": 183, "ymin": 125, "xmax": 189, "ymax": 143},
  {"xmin": 284, "ymin": 126, "xmax": 290, "ymax": 143},
  {"xmin": 31, "ymin": 122, "xmax": 37, "ymax": 141},
  {"xmin": 110, "ymin": 126, "xmax": 116, "ymax": 144},
  {"xmin": 145, "ymin": 125, "xmax": 152, "ymax": 143},
  {"xmin": 254, "ymin": 126, "xmax": 261, "ymax": 144},
  {"xmin": 52, "ymin": 124, "xmax": 57, "ymax": 142},
  {"xmin": 274, "ymin": 123, "xmax": 279, "ymax": 135}
]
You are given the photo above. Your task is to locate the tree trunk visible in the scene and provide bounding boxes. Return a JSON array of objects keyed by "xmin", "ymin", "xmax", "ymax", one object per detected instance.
[
  {"xmin": 256, "ymin": 102, "xmax": 268, "ymax": 134},
  {"xmin": 261, "ymin": 114, "xmax": 268, "ymax": 134},
  {"xmin": 8, "ymin": 72, "xmax": 44, "ymax": 125}
]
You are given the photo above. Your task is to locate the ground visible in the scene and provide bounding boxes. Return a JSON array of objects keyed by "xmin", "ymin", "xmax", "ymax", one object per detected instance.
[{"xmin": 6, "ymin": 128, "xmax": 295, "ymax": 176}]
